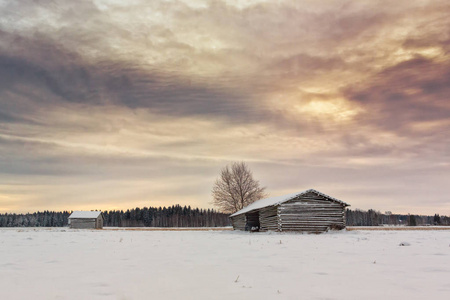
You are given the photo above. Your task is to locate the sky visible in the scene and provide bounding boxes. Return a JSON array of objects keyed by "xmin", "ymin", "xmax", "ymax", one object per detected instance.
[{"xmin": 0, "ymin": 0, "xmax": 449, "ymax": 215}]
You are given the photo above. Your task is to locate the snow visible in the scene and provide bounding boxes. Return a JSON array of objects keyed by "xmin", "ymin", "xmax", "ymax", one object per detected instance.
[
  {"xmin": 1, "ymin": 228, "xmax": 449, "ymax": 299},
  {"xmin": 230, "ymin": 188, "xmax": 349, "ymax": 217},
  {"xmin": 68, "ymin": 211, "xmax": 102, "ymax": 219}
]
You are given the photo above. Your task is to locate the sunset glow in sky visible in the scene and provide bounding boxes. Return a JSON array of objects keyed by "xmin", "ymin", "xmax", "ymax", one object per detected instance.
[{"xmin": 1, "ymin": 0, "xmax": 449, "ymax": 214}]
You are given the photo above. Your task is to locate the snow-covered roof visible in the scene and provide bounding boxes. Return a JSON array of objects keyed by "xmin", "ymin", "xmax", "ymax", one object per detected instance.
[
  {"xmin": 69, "ymin": 211, "xmax": 102, "ymax": 219},
  {"xmin": 230, "ymin": 189, "xmax": 349, "ymax": 217}
]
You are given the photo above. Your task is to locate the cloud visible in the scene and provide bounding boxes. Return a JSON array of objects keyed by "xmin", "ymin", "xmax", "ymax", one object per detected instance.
[
  {"xmin": 0, "ymin": 0, "xmax": 449, "ymax": 214},
  {"xmin": 0, "ymin": 30, "xmax": 271, "ymax": 128},
  {"xmin": 345, "ymin": 56, "xmax": 450, "ymax": 133}
]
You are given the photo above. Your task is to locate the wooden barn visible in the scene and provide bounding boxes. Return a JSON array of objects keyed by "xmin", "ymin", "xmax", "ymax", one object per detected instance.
[
  {"xmin": 68, "ymin": 211, "xmax": 104, "ymax": 229},
  {"xmin": 229, "ymin": 189, "xmax": 350, "ymax": 233}
]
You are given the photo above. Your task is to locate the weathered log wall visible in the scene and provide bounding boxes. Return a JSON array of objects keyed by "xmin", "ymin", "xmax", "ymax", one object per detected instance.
[
  {"xmin": 96, "ymin": 217, "xmax": 103, "ymax": 229},
  {"xmin": 259, "ymin": 206, "xmax": 278, "ymax": 231},
  {"xmin": 230, "ymin": 214, "xmax": 246, "ymax": 230},
  {"xmin": 279, "ymin": 192, "xmax": 345, "ymax": 232},
  {"xmin": 69, "ymin": 217, "xmax": 103, "ymax": 229}
]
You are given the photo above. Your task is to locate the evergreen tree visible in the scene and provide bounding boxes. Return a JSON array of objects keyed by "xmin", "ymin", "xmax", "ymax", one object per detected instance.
[
  {"xmin": 408, "ymin": 214, "xmax": 417, "ymax": 226},
  {"xmin": 433, "ymin": 214, "xmax": 441, "ymax": 225}
]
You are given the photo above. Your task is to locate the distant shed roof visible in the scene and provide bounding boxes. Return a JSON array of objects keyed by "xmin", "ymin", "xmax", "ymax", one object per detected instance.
[
  {"xmin": 69, "ymin": 211, "xmax": 102, "ymax": 219},
  {"xmin": 230, "ymin": 189, "xmax": 349, "ymax": 217}
]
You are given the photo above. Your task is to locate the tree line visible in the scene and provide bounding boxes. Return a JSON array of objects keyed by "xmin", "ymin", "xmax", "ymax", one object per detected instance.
[
  {"xmin": 346, "ymin": 209, "xmax": 450, "ymax": 226},
  {"xmin": 1, "ymin": 206, "xmax": 448, "ymax": 228},
  {"xmin": 0, "ymin": 205, "xmax": 230, "ymax": 227}
]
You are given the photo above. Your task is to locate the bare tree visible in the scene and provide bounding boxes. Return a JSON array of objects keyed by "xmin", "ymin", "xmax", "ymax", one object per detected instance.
[{"xmin": 212, "ymin": 162, "xmax": 267, "ymax": 213}]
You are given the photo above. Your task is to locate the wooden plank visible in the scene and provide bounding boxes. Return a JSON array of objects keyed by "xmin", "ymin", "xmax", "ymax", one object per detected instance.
[
  {"xmin": 279, "ymin": 199, "xmax": 346, "ymax": 232},
  {"xmin": 70, "ymin": 219, "xmax": 97, "ymax": 229}
]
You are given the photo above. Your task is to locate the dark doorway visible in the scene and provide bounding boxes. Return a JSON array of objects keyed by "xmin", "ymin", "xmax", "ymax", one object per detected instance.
[{"xmin": 245, "ymin": 211, "xmax": 260, "ymax": 231}]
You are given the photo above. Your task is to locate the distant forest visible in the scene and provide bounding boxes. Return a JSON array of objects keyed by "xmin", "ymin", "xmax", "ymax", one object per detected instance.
[
  {"xmin": 345, "ymin": 209, "xmax": 450, "ymax": 226},
  {"xmin": 0, "ymin": 206, "xmax": 449, "ymax": 227},
  {"xmin": 0, "ymin": 205, "xmax": 230, "ymax": 227}
]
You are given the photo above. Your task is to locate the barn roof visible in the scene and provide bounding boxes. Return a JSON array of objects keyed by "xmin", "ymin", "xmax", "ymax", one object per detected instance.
[
  {"xmin": 69, "ymin": 211, "xmax": 102, "ymax": 219},
  {"xmin": 229, "ymin": 188, "xmax": 349, "ymax": 217}
]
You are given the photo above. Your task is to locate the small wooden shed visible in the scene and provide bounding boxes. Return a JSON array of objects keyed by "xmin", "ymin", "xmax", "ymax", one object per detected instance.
[
  {"xmin": 229, "ymin": 189, "xmax": 350, "ymax": 233},
  {"xmin": 68, "ymin": 211, "xmax": 104, "ymax": 229}
]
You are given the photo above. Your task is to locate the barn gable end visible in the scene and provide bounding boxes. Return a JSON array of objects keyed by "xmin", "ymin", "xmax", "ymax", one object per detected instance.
[{"xmin": 279, "ymin": 191, "xmax": 346, "ymax": 232}]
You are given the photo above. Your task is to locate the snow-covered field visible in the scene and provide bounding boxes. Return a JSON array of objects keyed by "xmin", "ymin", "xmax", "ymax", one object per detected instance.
[{"xmin": 1, "ymin": 228, "xmax": 449, "ymax": 300}]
